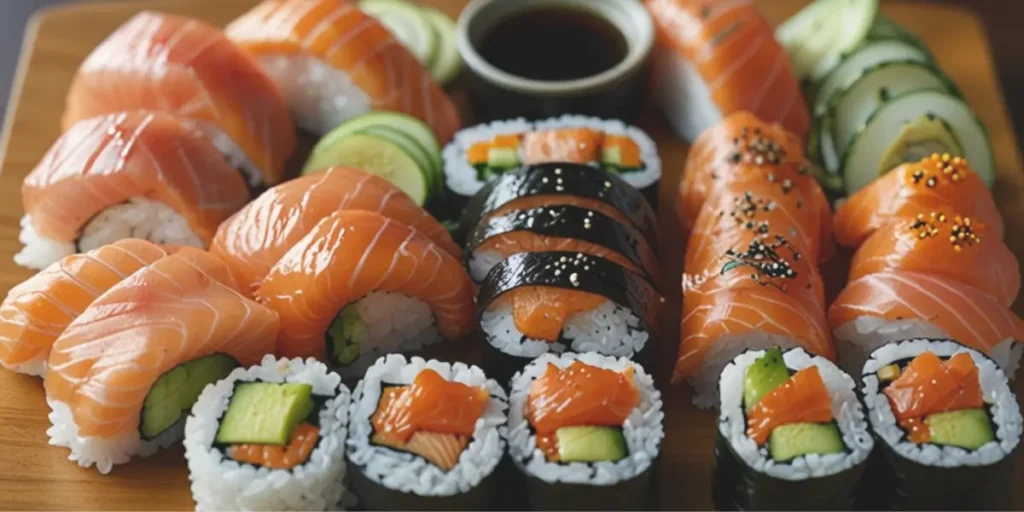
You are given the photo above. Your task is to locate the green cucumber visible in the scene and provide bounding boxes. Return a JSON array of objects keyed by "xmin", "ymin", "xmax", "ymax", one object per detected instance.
[
  {"xmin": 777, "ymin": 0, "xmax": 880, "ymax": 81},
  {"xmin": 925, "ymin": 408, "xmax": 995, "ymax": 450},
  {"xmin": 769, "ymin": 423, "xmax": 845, "ymax": 461},
  {"xmin": 140, "ymin": 354, "xmax": 238, "ymax": 439},
  {"xmin": 743, "ymin": 348, "xmax": 791, "ymax": 411},
  {"xmin": 867, "ymin": 17, "xmax": 930, "ymax": 53},
  {"xmin": 358, "ymin": 126, "xmax": 440, "ymax": 193},
  {"xmin": 811, "ymin": 39, "xmax": 933, "ymax": 118},
  {"xmin": 303, "ymin": 133, "xmax": 430, "ymax": 205},
  {"xmin": 215, "ymin": 382, "xmax": 315, "ymax": 445},
  {"xmin": 320, "ymin": 111, "xmax": 443, "ymax": 178},
  {"xmin": 422, "ymin": 7, "xmax": 461, "ymax": 85},
  {"xmin": 359, "ymin": 0, "xmax": 438, "ymax": 66}
]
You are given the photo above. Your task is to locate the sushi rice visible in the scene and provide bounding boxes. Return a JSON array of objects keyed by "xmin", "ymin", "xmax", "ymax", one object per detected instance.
[
  {"xmin": 186, "ymin": 120, "xmax": 269, "ymax": 189},
  {"xmin": 254, "ymin": 55, "xmax": 372, "ymax": 136},
  {"xmin": 185, "ymin": 355, "xmax": 351, "ymax": 511},
  {"xmin": 332, "ymin": 292, "xmax": 442, "ymax": 379},
  {"xmin": 346, "ymin": 354, "xmax": 508, "ymax": 498}
]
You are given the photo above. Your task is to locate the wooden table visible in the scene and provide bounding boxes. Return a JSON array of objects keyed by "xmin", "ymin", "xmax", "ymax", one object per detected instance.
[{"xmin": 0, "ymin": 0, "xmax": 1022, "ymax": 509}]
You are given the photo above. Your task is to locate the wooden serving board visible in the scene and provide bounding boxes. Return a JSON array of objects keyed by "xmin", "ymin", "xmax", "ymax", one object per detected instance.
[{"xmin": 0, "ymin": 0, "xmax": 1022, "ymax": 510}]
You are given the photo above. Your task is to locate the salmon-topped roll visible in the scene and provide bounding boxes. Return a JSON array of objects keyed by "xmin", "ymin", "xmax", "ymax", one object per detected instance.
[
  {"xmin": 226, "ymin": 0, "xmax": 460, "ymax": 141},
  {"xmin": 255, "ymin": 210, "xmax": 476, "ymax": 377},
  {"xmin": 645, "ymin": 0, "xmax": 810, "ymax": 142},
  {"xmin": 16, "ymin": 112, "xmax": 251, "ymax": 270},
  {"xmin": 0, "ymin": 239, "xmax": 170, "ymax": 376},
  {"xmin": 44, "ymin": 248, "xmax": 279, "ymax": 474},
  {"xmin": 833, "ymin": 153, "xmax": 1003, "ymax": 248},
  {"xmin": 211, "ymin": 166, "xmax": 460, "ymax": 296},
  {"xmin": 62, "ymin": 12, "xmax": 295, "ymax": 188}
]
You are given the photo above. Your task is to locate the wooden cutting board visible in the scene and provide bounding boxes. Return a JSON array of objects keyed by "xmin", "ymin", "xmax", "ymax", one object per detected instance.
[{"xmin": 0, "ymin": 0, "xmax": 1022, "ymax": 510}]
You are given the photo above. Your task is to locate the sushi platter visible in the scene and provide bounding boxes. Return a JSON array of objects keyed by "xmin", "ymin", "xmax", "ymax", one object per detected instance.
[{"xmin": 0, "ymin": 0, "xmax": 1023, "ymax": 510}]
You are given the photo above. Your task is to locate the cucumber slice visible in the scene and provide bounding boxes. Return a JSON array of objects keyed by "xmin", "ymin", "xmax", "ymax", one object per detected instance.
[
  {"xmin": 303, "ymin": 133, "xmax": 430, "ymax": 205},
  {"xmin": 360, "ymin": 0, "xmax": 438, "ymax": 66},
  {"xmin": 779, "ymin": 0, "xmax": 879, "ymax": 81},
  {"xmin": 867, "ymin": 17, "xmax": 930, "ymax": 52},
  {"xmin": 422, "ymin": 7, "xmax": 461, "ymax": 85},
  {"xmin": 842, "ymin": 89, "xmax": 994, "ymax": 194},
  {"xmin": 358, "ymin": 125, "xmax": 439, "ymax": 193},
  {"xmin": 320, "ymin": 111, "xmax": 443, "ymax": 176},
  {"xmin": 812, "ymin": 39, "xmax": 933, "ymax": 117},
  {"xmin": 831, "ymin": 61, "xmax": 958, "ymax": 159}
]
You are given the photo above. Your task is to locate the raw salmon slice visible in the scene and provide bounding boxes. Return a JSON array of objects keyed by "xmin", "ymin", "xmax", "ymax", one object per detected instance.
[
  {"xmin": 882, "ymin": 352, "xmax": 983, "ymax": 422},
  {"xmin": 522, "ymin": 128, "xmax": 605, "ymax": 164},
  {"xmin": 746, "ymin": 366, "xmax": 833, "ymax": 445},
  {"xmin": 526, "ymin": 361, "xmax": 638, "ymax": 435},
  {"xmin": 371, "ymin": 369, "xmax": 489, "ymax": 444}
]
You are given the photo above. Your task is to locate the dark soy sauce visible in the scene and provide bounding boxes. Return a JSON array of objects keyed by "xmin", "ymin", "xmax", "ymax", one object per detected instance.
[{"xmin": 478, "ymin": 7, "xmax": 629, "ymax": 81}]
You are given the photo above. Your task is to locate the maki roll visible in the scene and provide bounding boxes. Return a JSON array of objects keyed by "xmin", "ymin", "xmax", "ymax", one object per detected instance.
[
  {"xmin": 861, "ymin": 338, "xmax": 1022, "ymax": 510},
  {"xmin": 713, "ymin": 347, "xmax": 873, "ymax": 511},
  {"xmin": 459, "ymin": 163, "xmax": 658, "ymax": 248},
  {"xmin": 185, "ymin": 355, "xmax": 351, "ymax": 511},
  {"xmin": 478, "ymin": 251, "xmax": 662, "ymax": 386},
  {"xmin": 443, "ymin": 115, "xmax": 661, "ymax": 208},
  {"xmin": 464, "ymin": 204, "xmax": 658, "ymax": 284},
  {"xmin": 346, "ymin": 355, "xmax": 508, "ymax": 510},
  {"xmin": 506, "ymin": 352, "xmax": 664, "ymax": 511}
]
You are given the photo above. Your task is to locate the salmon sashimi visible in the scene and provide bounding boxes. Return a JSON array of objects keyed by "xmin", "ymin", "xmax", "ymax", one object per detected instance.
[
  {"xmin": 881, "ymin": 351, "xmax": 983, "ymax": 425},
  {"xmin": 849, "ymin": 210, "xmax": 1020, "ymax": 307},
  {"xmin": 0, "ymin": 240, "xmax": 170, "ymax": 376},
  {"xmin": 62, "ymin": 13, "xmax": 295, "ymax": 187},
  {"xmin": 255, "ymin": 211, "xmax": 476, "ymax": 368},
  {"xmin": 228, "ymin": 423, "xmax": 320, "ymax": 469},
  {"xmin": 44, "ymin": 248, "xmax": 279, "ymax": 473},
  {"xmin": 17, "ymin": 112, "xmax": 251, "ymax": 270},
  {"xmin": 833, "ymin": 154, "xmax": 1003, "ymax": 248},
  {"xmin": 746, "ymin": 366, "xmax": 833, "ymax": 445},
  {"xmin": 226, "ymin": 0, "xmax": 461, "ymax": 141},
  {"xmin": 645, "ymin": 0, "xmax": 810, "ymax": 141},
  {"xmin": 211, "ymin": 166, "xmax": 459, "ymax": 296},
  {"xmin": 522, "ymin": 128, "xmax": 604, "ymax": 164},
  {"xmin": 829, "ymin": 270, "xmax": 1024, "ymax": 374}
]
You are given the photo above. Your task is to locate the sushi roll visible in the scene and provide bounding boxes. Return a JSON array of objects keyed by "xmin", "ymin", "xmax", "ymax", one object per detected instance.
[
  {"xmin": 15, "ymin": 112, "xmax": 251, "ymax": 270},
  {"xmin": 463, "ymin": 203, "xmax": 658, "ymax": 285},
  {"xmin": 44, "ymin": 248, "xmax": 279, "ymax": 473},
  {"xmin": 860, "ymin": 339, "xmax": 1022, "ymax": 510},
  {"xmin": 459, "ymin": 163, "xmax": 658, "ymax": 248},
  {"xmin": 0, "ymin": 239, "xmax": 170, "ymax": 376},
  {"xmin": 506, "ymin": 352, "xmax": 664, "ymax": 511},
  {"xmin": 226, "ymin": 0, "xmax": 460, "ymax": 141},
  {"xmin": 478, "ymin": 251, "xmax": 661, "ymax": 387},
  {"xmin": 443, "ymin": 115, "xmax": 661, "ymax": 207},
  {"xmin": 346, "ymin": 355, "xmax": 507, "ymax": 510},
  {"xmin": 255, "ymin": 210, "xmax": 476, "ymax": 378},
  {"xmin": 62, "ymin": 12, "xmax": 296, "ymax": 188},
  {"xmin": 185, "ymin": 355, "xmax": 351, "ymax": 511},
  {"xmin": 644, "ymin": 0, "xmax": 810, "ymax": 142},
  {"xmin": 713, "ymin": 347, "xmax": 873, "ymax": 511},
  {"xmin": 211, "ymin": 166, "xmax": 460, "ymax": 296}
]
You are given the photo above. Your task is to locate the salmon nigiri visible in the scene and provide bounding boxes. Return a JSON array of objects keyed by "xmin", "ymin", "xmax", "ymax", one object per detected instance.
[
  {"xmin": 645, "ymin": 0, "xmax": 810, "ymax": 141},
  {"xmin": 62, "ymin": 12, "xmax": 295, "ymax": 187},
  {"xmin": 0, "ymin": 240, "xmax": 170, "ymax": 376},
  {"xmin": 16, "ymin": 111, "xmax": 251, "ymax": 270},
  {"xmin": 829, "ymin": 270, "xmax": 1024, "ymax": 375},
  {"xmin": 849, "ymin": 209, "xmax": 1020, "ymax": 307},
  {"xmin": 833, "ymin": 154, "xmax": 1003, "ymax": 248},
  {"xmin": 255, "ymin": 210, "xmax": 476, "ymax": 376},
  {"xmin": 44, "ymin": 248, "xmax": 279, "ymax": 473},
  {"xmin": 211, "ymin": 167, "xmax": 459, "ymax": 296},
  {"xmin": 226, "ymin": 0, "xmax": 460, "ymax": 142}
]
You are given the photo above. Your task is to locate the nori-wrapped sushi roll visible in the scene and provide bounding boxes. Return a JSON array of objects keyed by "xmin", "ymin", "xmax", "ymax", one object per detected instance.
[
  {"xmin": 477, "ymin": 251, "xmax": 662, "ymax": 386},
  {"xmin": 860, "ymin": 338, "xmax": 1022, "ymax": 511},
  {"xmin": 506, "ymin": 352, "xmax": 664, "ymax": 511},
  {"xmin": 713, "ymin": 347, "xmax": 874, "ymax": 511}
]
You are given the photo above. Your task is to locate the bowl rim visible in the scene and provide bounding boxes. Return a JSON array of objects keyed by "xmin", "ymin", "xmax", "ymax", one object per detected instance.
[{"xmin": 455, "ymin": 0, "xmax": 655, "ymax": 96}]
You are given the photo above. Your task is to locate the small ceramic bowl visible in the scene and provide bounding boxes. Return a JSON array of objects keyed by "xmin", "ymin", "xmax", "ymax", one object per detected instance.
[{"xmin": 456, "ymin": 0, "xmax": 654, "ymax": 122}]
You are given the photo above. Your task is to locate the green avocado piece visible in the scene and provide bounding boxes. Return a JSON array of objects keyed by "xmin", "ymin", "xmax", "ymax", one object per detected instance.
[
  {"xmin": 878, "ymin": 114, "xmax": 963, "ymax": 174},
  {"xmin": 769, "ymin": 422, "xmax": 845, "ymax": 462},
  {"xmin": 140, "ymin": 354, "xmax": 238, "ymax": 439},
  {"xmin": 925, "ymin": 408, "xmax": 995, "ymax": 450},
  {"xmin": 487, "ymin": 147, "xmax": 519, "ymax": 168},
  {"xmin": 327, "ymin": 305, "xmax": 367, "ymax": 366},
  {"xmin": 556, "ymin": 426, "xmax": 628, "ymax": 462},
  {"xmin": 215, "ymin": 382, "xmax": 315, "ymax": 445},
  {"xmin": 743, "ymin": 348, "xmax": 791, "ymax": 411}
]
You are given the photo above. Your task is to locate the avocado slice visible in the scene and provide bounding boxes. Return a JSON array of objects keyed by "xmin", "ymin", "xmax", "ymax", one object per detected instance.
[
  {"xmin": 487, "ymin": 147, "xmax": 519, "ymax": 169},
  {"xmin": 140, "ymin": 354, "xmax": 238, "ymax": 439},
  {"xmin": 744, "ymin": 348, "xmax": 791, "ymax": 411},
  {"xmin": 326, "ymin": 305, "xmax": 367, "ymax": 366},
  {"xmin": 769, "ymin": 422, "xmax": 845, "ymax": 462},
  {"xmin": 215, "ymin": 382, "xmax": 315, "ymax": 445},
  {"xmin": 925, "ymin": 408, "xmax": 995, "ymax": 450},
  {"xmin": 878, "ymin": 114, "xmax": 963, "ymax": 175},
  {"xmin": 556, "ymin": 426, "xmax": 628, "ymax": 462}
]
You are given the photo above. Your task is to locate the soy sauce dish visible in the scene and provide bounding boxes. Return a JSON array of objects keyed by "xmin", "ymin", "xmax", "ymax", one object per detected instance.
[{"xmin": 456, "ymin": 0, "xmax": 654, "ymax": 121}]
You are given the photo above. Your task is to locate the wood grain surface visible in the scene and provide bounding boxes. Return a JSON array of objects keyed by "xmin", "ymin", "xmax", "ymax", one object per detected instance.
[{"xmin": 0, "ymin": 0, "xmax": 1022, "ymax": 510}]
